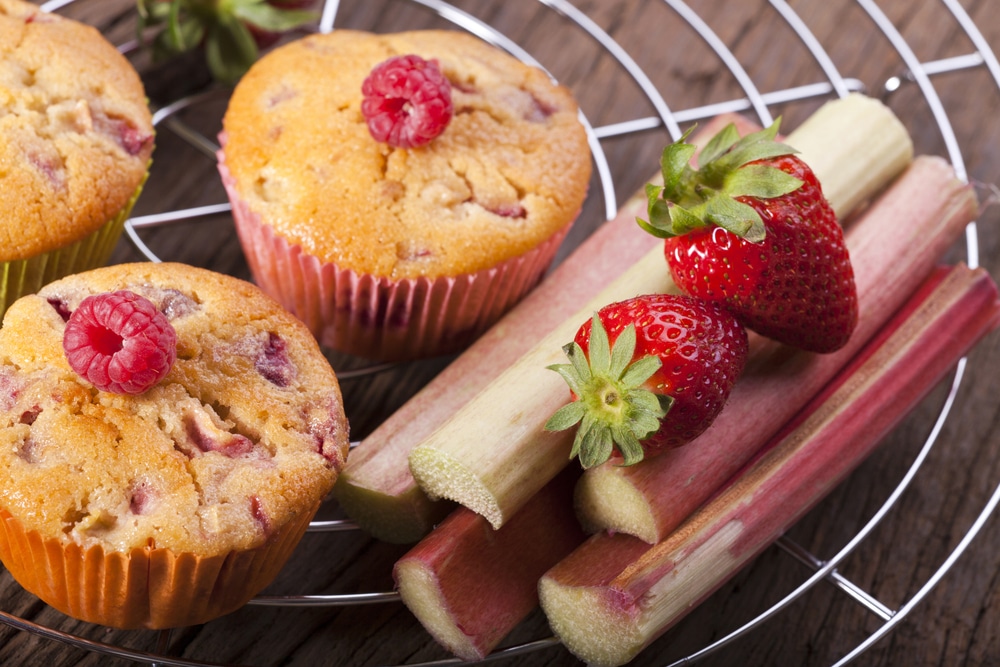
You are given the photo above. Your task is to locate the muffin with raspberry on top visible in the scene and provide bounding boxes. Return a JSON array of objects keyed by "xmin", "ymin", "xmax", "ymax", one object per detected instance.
[
  {"xmin": 0, "ymin": 0, "xmax": 154, "ymax": 319},
  {"xmin": 0, "ymin": 262, "xmax": 349, "ymax": 629},
  {"xmin": 218, "ymin": 29, "xmax": 592, "ymax": 361}
]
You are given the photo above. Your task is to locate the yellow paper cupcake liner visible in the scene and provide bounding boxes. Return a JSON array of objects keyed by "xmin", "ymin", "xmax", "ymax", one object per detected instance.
[{"xmin": 0, "ymin": 173, "xmax": 148, "ymax": 322}]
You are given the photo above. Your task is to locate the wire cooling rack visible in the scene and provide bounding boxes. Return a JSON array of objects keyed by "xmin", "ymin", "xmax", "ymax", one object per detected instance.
[{"xmin": 2, "ymin": 0, "xmax": 999, "ymax": 665}]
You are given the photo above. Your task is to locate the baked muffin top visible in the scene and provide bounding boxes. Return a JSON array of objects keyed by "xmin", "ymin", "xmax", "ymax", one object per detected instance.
[
  {"xmin": 221, "ymin": 29, "xmax": 592, "ymax": 280},
  {"xmin": 0, "ymin": 262, "xmax": 349, "ymax": 556},
  {"xmin": 0, "ymin": 0, "xmax": 154, "ymax": 261}
]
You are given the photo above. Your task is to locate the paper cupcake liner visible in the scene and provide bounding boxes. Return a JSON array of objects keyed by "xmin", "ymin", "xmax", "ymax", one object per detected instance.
[
  {"xmin": 218, "ymin": 152, "xmax": 572, "ymax": 361},
  {"xmin": 0, "ymin": 174, "xmax": 147, "ymax": 322},
  {"xmin": 0, "ymin": 502, "xmax": 318, "ymax": 629}
]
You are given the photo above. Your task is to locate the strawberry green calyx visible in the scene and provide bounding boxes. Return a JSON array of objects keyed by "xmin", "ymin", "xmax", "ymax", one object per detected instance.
[
  {"xmin": 637, "ymin": 119, "xmax": 804, "ymax": 243},
  {"xmin": 545, "ymin": 315, "xmax": 671, "ymax": 469},
  {"xmin": 137, "ymin": 0, "xmax": 318, "ymax": 84}
]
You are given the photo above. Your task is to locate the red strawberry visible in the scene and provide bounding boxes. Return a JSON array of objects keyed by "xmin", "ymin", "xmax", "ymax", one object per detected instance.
[
  {"xmin": 638, "ymin": 121, "xmax": 858, "ymax": 353},
  {"xmin": 545, "ymin": 294, "xmax": 748, "ymax": 469}
]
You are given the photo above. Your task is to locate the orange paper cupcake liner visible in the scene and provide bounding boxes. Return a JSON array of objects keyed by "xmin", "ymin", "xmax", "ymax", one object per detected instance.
[
  {"xmin": 218, "ymin": 152, "xmax": 572, "ymax": 361},
  {"xmin": 0, "ymin": 502, "xmax": 318, "ymax": 629}
]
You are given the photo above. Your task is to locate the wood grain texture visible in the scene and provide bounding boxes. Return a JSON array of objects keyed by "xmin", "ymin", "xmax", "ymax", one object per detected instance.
[{"xmin": 1, "ymin": 1, "xmax": 999, "ymax": 666}]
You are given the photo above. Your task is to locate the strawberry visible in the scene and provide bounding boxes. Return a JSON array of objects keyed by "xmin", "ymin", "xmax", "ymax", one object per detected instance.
[
  {"xmin": 545, "ymin": 294, "xmax": 748, "ymax": 469},
  {"xmin": 137, "ymin": 0, "xmax": 319, "ymax": 84},
  {"xmin": 637, "ymin": 120, "xmax": 858, "ymax": 353}
]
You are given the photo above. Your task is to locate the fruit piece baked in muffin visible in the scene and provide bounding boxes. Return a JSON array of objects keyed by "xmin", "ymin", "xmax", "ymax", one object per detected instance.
[
  {"xmin": 219, "ymin": 29, "xmax": 592, "ymax": 361},
  {"xmin": 0, "ymin": 262, "xmax": 349, "ymax": 629}
]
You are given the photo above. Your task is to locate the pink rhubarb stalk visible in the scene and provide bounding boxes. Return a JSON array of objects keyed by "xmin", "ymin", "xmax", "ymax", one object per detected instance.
[
  {"xmin": 393, "ymin": 467, "xmax": 584, "ymax": 661},
  {"xmin": 333, "ymin": 113, "xmax": 757, "ymax": 543},
  {"xmin": 576, "ymin": 154, "xmax": 978, "ymax": 543},
  {"xmin": 406, "ymin": 96, "xmax": 914, "ymax": 531},
  {"xmin": 540, "ymin": 263, "xmax": 1000, "ymax": 667}
]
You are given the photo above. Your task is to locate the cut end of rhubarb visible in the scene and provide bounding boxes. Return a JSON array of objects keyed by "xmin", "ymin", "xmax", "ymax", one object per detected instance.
[
  {"xmin": 394, "ymin": 559, "xmax": 484, "ymax": 661},
  {"xmin": 333, "ymin": 477, "xmax": 451, "ymax": 544},
  {"xmin": 409, "ymin": 446, "xmax": 504, "ymax": 529},
  {"xmin": 538, "ymin": 575, "xmax": 644, "ymax": 667},
  {"xmin": 574, "ymin": 467, "xmax": 658, "ymax": 543},
  {"xmin": 787, "ymin": 93, "xmax": 913, "ymax": 219}
]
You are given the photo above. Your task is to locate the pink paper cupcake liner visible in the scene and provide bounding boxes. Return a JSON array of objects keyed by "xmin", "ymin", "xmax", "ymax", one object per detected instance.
[{"xmin": 218, "ymin": 152, "xmax": 572, "ymax": 361}]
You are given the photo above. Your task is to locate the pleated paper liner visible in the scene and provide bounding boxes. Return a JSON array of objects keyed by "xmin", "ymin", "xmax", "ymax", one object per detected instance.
[
  {"xmin": 219, "ymin": 155, "xmax": 572, "ymax": 362},
  {"xmin": 0, "ymin": 501, "xmax": 319, "ymax": 630},
  {"xmin": 0, "ymin": 174, "xmax": 148, "ymax": 322}
]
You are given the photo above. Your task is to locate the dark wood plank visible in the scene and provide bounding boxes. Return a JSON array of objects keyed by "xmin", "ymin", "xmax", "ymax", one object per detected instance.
[{"xmin": 2, "ymin": 1, "xmax": 1000, "ymax": 666}]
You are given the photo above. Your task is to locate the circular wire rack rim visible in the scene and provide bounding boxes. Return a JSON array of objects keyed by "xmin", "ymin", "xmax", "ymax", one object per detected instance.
[{"xmin": 6, "ymin": 1, "xmax": 998, "ymax": 666}]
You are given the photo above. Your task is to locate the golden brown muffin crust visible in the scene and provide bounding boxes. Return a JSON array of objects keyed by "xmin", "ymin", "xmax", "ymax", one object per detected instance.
[
  {"xmin": 0, "ymin": 0, "xmax": 154, "ymax": 261},
  {"xmin": 222, "ymin": 30, "xmax": 591, "ymax": 279},
  {"xmin": 0, "ymin": 263, "xmax": 349, "ymax": 556}
]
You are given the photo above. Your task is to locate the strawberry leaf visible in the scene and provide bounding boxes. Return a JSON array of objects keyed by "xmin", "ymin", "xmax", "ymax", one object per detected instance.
[
  {"xmin": 705, "ymin": 194, "xmax": 766, "ymax": 242},
  {"xmin": 697, "ymin": 122, "xmax": 741, "ymax": 168},
  {"xmin": 612, "ymin": 425, "xmax": 644, "ymax": 467},
  {"xmin": 588, "ymin": 314, "xmax": 613, "ymax": 376},
  {"xmin": 668, "ymin": 204, "xmax": 706, "ymax": 235},
  {"xmin": 232, "ymin": 1, "xmax": 318, "ymax": 32},
  {"xmin": 723, "ymin": 163, "xmax": 804, "ymax": 199},
  {"xmin": 608, "ymin": 323, "xmax": 637, "ymax": 379},
  {"xmin": 577, "ymin": 421, "xmax": 614, "ymax": 469},
  {"xmin": 205, "ymin": 14, "xmax": 259, "ymax": 84},
  {"xmin": 660, "ymin": 136, "xmax": 697, "ymax": 202},
  {"xmin": 619, "ymin": 354, "xmax": 661, "ymax": 388},
  {"xmin": 544, "ymin": 401, "xmax": 585, "ymax": 432}
]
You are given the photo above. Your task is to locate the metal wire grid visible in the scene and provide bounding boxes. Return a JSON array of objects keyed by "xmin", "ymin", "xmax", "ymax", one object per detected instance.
[{"xmin": 0, "ymin": 0, "xmax": 996, "ymax": 665}]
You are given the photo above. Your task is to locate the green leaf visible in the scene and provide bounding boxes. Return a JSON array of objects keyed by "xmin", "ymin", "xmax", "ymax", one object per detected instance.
[
  {"xmin": 636, "ymin": 215, "xmax": 672, "ymax": 239},
  {"xmin": 608, "ymin": 324, "xmax": 637, "ymax": 380},
  {"xmin": 697, "ymin": 122, "xmax": 741, "ymax": 168},
  {"xmin": 565, "ymin": 341, "xmax": 592, "ymax": 385},
  {"xmin": 204, "ymin": 15, "xmax": 258, "ymax": 84},
  {"xmin": 704, "ymin": 194, "xmax": 766, "ymax": 242},
  {"xmin": 578, "ymin": 423, "xmax": 614, "ymax": 469},
  {"xmin": 723, "ymin": 164, "xmax": 804, "ymax": 200},
  {"xmin": 546, "ymin": 362, "xmax": 583, "ymax": 397},
  {"xmin": 587, "ymin": 315, "xmax": 612, "ymax": 377},
  {"xmin": 544, "ymin": 401, "xmax": 586, "ymax": 432},
  {"xmin": 668, "ymin": 203, "xmax": 707, "ymax": 234},
  {"xmin": 660, "ymin": 140, "xmax": 697, "ymax": 202},
  {"xmin": 611, "ymin": 425, "xmax": 645, "ymax": 466},
  {"xmin": 619, "ymin": 354, "xmax": 661, "ymax": 389},
  {"xmin": 232, "ymin": 2, "xmax": 319, "ymax": 32}
]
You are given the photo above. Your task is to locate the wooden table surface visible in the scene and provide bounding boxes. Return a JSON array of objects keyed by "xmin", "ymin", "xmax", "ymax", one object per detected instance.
[{"xmin": 3, "ymin": 1, "xmax": 1000, "ymax": 665}]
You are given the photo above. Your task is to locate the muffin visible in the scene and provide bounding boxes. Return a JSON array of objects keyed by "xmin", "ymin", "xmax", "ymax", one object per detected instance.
[
  {"xmin": 0, "ymin": 0, "xmax": 154, "ymax": 319},
  {"xmin": 218, "ymin": 29, "xmax": 591, "ymax": 361},
  {"xmin": 0, "ymin": 262, "xmax": 349, "ymax": 629}
]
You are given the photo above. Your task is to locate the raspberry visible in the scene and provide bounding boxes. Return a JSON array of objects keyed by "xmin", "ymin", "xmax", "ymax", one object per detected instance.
[
  {"xmin": 361, "ymin": 54, "xmax": 453, "ymax": 148},
  {"xmin": 62, "ymin": 291, "xmax": 177, "ymax": 395}
]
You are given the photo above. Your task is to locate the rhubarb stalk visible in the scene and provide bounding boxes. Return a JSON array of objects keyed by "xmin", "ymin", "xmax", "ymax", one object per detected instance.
[
  {"xmin": 406, "ymin": 95, "xmax": 914, "ymax": 530},
  {"xmin": 576, "ymin": 154, "xmax": 978, "ymax": 543},
  {"xmin": 333, "ymin": 113, "xmax": 762, "ymax": 543},
  {"xmin": 539, "ymin": 263, "xmax": 1000, "ymax": 667},
  {"xmin": 392, "ymin": 467, "xmax": 585, "ymax": 661}
]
